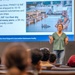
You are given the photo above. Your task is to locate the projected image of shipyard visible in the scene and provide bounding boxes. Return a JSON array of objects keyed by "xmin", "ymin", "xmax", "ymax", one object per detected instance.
[{"xmin": 26, "ymin": 0, "xmax": 72, "ymax": 33}]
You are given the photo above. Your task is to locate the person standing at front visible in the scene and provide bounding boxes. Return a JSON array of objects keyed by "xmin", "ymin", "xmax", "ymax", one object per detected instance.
[{"xmin": 49, "ymin": 24, "xmax": 68, "ymax": 64}]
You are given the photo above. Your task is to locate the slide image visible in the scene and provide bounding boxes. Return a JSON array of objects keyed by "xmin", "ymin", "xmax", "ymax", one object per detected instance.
[{"xmin": 26, "ymin": 0, "xmax": 72, "ymax": 32}]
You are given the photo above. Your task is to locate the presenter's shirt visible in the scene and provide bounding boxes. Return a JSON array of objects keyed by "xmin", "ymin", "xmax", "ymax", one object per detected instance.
[{"xmin": 52, "ymin": 32, "xmax": 67, "ymax": 50}]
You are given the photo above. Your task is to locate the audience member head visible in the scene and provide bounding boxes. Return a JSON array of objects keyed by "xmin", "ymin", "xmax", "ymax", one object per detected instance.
[
  {"xmin": 2, "ymin": 43, "xmax": 31, "ymax": 75},
  {"xmin": 31, "ymin": 48, "xmax": 43, "ymax": 71},
  {"xmin": 67, "ymin": 55, "xmax": 75, "ymax": 67},
  {"xmin": 40, "ymin": 47, "xmax": 50, "ymax": 61},
  {"xmin": 49, "ymin": 53, "xmax": 56, "ymax": 64}
]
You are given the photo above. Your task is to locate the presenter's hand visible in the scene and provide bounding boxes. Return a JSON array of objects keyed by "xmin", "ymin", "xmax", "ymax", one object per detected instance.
[
  {"xmin": 49, "ymin": 36, "xmax": 53, "ymax": 44},
  {"xmin": 65, "ymin": 37, "xmax": 68, "ymax": 45}
]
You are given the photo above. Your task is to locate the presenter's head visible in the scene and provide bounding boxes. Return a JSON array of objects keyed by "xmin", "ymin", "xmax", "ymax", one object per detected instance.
[{"xmin": 57, "ymin": 24, "xmax": 63, "ymax": 32}]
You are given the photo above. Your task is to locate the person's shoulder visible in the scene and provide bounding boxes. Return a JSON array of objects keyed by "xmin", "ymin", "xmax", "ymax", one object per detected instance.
[
  {"xmin": 53, "ymin": 32, "xmax": 56, "ymax": 35},
  {"xmin": 52, "ymin": 32, "xmax": 56, "ymax": 36},
  {"xmin": 63, "ymin": 32, "xmax": 66, "ymax": 35}
]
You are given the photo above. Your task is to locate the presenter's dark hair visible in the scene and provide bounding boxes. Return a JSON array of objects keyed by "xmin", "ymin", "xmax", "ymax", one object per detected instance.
[{"xmin": 57, "ymin": 24, "xmax": 63, "ymax": 28}]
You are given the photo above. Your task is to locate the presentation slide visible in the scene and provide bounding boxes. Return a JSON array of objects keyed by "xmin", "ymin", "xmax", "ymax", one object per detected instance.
[{"xmin": 0, "ymin": 0, "xmax": 74, "ymax": 42}]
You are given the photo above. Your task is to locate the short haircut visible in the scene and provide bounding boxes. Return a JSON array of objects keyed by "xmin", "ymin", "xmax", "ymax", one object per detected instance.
[
  {"xmin": 57, "ymin": 24, "xmax": 63, "ymax": 28},
  {"xmin": 49, "ymin": 53, "xmax": 56, "ymax": 63},
  {"xmin": 31, "ymin": 48, "xmax": 43, "ymax": 65},
  {"xmin": 2, "ymin": 43, "xmax": 30, "ymax": 71},
  {"xmin": 40, "ymin": 48, "xmax": 50, "ymax": 61}
]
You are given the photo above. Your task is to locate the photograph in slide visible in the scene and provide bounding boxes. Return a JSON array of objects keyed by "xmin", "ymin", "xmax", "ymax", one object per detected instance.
[{"xmin": 26, "ymin": 0, "xmax": 73, "ymax": 33}]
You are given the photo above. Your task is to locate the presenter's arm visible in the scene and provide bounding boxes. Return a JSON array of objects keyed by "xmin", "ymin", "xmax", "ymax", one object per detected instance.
[
  {"xmin": 65, "ymin": 37, "xmax": 68, "ymax": 45},
  {"xmin": 49, "ymin": 36, "xmax": 53, "ymax": 44}
]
